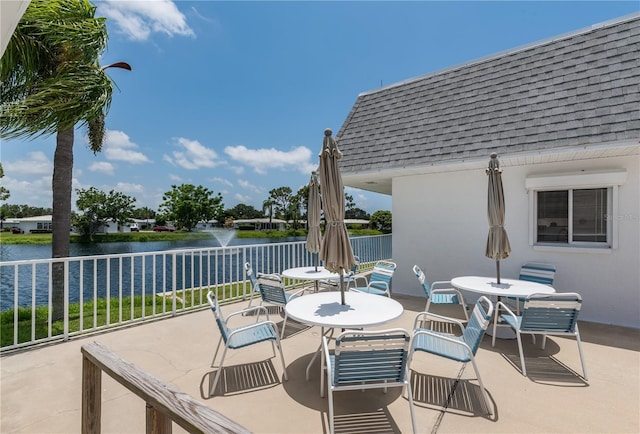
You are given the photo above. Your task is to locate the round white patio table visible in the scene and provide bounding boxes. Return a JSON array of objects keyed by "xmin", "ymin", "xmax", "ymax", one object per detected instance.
[
  {"xmin": 281, "ymin": 266, "xmax": 339, "ymax": 293},
  {"xmin": 285, "ymin": 291, "xmax": 404, "ymax": 381},
  {"xmin": 451, "ymin": 276, "xmax": 555, "ymax": 338}
]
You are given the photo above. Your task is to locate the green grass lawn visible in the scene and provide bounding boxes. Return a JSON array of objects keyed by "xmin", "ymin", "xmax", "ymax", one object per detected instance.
[{"xmin": 0, "ymin": 283, "xmax": 246, "ymax": 348}]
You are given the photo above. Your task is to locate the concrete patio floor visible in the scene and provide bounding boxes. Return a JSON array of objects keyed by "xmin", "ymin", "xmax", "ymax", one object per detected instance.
[{"xmin": 1, "ymin": 293, "xmax": 639, "ymax": 433}]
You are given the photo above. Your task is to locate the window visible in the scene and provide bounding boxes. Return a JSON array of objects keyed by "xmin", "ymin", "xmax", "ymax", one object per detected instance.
[
  {"xmin": 526, "ymin": 170, "xmax": 627, "ymax": 250},
  {"xmin": 536, "ymin": 188, "xmax": 609, "ymax": 244}
]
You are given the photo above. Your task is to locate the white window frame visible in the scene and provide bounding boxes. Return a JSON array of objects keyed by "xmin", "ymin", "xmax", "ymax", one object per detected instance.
[{"xmin": 526, "ymin": 169, "xmax": 627, "ymax": 252}]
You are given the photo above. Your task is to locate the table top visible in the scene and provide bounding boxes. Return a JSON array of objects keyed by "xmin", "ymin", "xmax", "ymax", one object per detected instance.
[
  {"xmin": 281, "ymin": 266, "xmax": 339, "ymax": 281},
  {"xmin": 451, "ymin": 276, "xmax": 555, "ymax": 298},
  {"xmin": 285, "ymin": 291, "xmax": 404, "ymax": 329}
]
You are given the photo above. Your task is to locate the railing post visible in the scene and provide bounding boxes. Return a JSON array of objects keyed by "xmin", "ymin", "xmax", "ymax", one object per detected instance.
[
  {"xmin": 146, "ymin": 403, "xmax": 172, "ymax": 434},
  {"xmin": 82, "ymin": 353, "xmax": 102, "ymax": 434}
]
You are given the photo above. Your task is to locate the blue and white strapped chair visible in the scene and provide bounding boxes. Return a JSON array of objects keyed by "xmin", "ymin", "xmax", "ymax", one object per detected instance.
[
  {"xmin": 351, "ymin": 260, "xmax": 397, "ymax": 297},
  {"xmin": 413, "ymin": 264, "xmax": 469, "ymax": 321},
  {"xmin": 257, "ymin": 273, "xmax": 306, "ymax": 339},
  {"xmin": 322, "ymin": 329, "xmax": 417, "ymax": 434},
  {"xmin": 507, "ymin": 262, "xmax": 557, "ymax": 313},
  {"xmin": 244, "ymin": 262, "xmax": 261, "ymax": 309},
  {"xmin": 492, "ymin": 292, "xmax": 587, "ymax": 379},
  {"xmin": 207, "ymin": 291, "xmax": 288, "ymax": 395},
  {"xmin": 409, "ymin": 296, "xmax": 494, "ymax": 415}
]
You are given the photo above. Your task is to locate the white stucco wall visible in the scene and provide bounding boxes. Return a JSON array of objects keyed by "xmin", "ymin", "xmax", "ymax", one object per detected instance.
[{"xmin": 392, "ymin": 154, "xmax": 639, "ymax": 329}]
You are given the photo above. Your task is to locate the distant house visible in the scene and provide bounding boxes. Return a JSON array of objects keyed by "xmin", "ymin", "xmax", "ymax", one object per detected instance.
[
  {"xmin": 336, "ymin": 14, "xmax": 640, "ymax": 328},
  {"xmin": 234, "ymin": 218, "xmax": 287, "ymax": 231},
  {"xmin": 7, "ymin": 215, "xmax": 53, "ymax": 233}
]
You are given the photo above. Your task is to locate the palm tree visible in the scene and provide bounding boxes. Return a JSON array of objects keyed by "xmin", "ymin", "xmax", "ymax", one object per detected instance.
[
  {"xmin": 262, "ymin": 199, "xmax": 276, "ymax": 223},
  {"xmin": 0, "ymin": 0, "xmax": 130, "ymax": 320}
]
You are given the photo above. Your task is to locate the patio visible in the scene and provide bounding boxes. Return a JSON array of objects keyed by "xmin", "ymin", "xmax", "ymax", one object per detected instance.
[{"xmin": 1, "ymin": 292, "xmax": 638, "ymax": 433}]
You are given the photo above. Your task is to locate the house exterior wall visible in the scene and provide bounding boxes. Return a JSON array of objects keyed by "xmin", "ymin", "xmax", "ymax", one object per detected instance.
[{"xmin": 392, "ymin": 154, "xmax": 639, "ymax": 328}]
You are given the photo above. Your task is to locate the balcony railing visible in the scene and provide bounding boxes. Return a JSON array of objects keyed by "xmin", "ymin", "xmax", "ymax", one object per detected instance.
[{"xmin": 0, "ymin": 234, "xmax": 391, "ymax": 351}]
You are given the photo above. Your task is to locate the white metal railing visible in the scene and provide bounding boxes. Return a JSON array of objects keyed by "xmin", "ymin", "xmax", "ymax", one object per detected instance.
[{"xmin": 0, "ymin": 234, "xmax": 391, "ymax": 351}]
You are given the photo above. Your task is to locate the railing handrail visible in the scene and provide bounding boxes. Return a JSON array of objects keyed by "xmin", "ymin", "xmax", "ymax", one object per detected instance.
[{"xmin": 81, "ymin": 341, "xmax": 251, "ymax": 434}]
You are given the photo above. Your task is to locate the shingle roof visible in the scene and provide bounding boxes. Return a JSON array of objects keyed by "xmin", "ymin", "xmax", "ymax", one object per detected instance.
[{"xmin": 336, "ymin": 14, "xmax": 640, "ymax": 176}]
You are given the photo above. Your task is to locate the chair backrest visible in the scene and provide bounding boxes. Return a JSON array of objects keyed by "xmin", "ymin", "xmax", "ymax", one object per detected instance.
[
  {"xmin": 368, "ymin": 261, "xmax": 397, "ymax": 290},
  {"xmin": 333, "ymin": 329, "xmax": 411, "ymax": 386},
  {"xmin": 349, "ymin": 256, "xmax": 360, "ymax": 275},
  {"xmin": 257, "ymin": 274, "xmax": 288, "ymax": 305},
  {"xmin": 207, "ymin": 291, "xmax": 229, "ymax": 343},
  {"xmin": 519, "ymin": 262, "xmax": 556, "ymax": 286},
  {"xmin": 412, "ymin": 264, "xmax": 431, "ymax": 297},
  {"xmin": 244, "ymin": 262, "xmax": 260, "ymax": 293},
  {"xmin": 463, "ymin": 296, "xmax": 494, "ymax": 354},
  {"xmin": 521, "ymin": 293, "xmax": 582, "ymax": 333}
]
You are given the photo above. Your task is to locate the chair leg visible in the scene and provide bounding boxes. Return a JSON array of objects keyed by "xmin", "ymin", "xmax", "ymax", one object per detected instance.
[
  {"xmin": 406, "ymin": 383, "xmax": 417, "ymax": 434},
  {"xmin": 575, "ymin": 325, "xmax": 588, "ymax": 380},
  {"xmin": 211, "ymin": 336, "xmax": 223, "ymax": 367},
  {"xmin": 327, "ymin": 386, "xmax": 335, "ymax": 434},
  {"xmin": 516, "ymin": 331, "xmax": 527, "ymax": 376},
  {"xmin": 211, "ymin": 345, "xmax": 230, "ymax": 395},
  {"xmin": 274, "ymin": 338, "xmax": 288, "ymax": 381},
  {"xmin": 468, "ymin": 357, "xmax": 492, "ymax": 415},
  {"xmin": 280, "ymin": 312, "xmax": 288, "ymax": 340}
]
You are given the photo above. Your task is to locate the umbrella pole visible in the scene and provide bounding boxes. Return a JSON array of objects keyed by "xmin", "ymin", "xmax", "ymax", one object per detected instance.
[
  {"xmin": 340, "ymin": 269, "xmax": 345, "ymax": 305},
  {"xmin": 496, "ymin": 260, "xmax": 501, "ymax": 284},
  {"xmin": 314, "ymin": 253, "xmax": 318, "ymax": 272}
]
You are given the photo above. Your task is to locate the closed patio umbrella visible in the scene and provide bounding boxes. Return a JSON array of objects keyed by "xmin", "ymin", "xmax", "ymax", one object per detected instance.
[
  {"xmin": 485, "ymin": 152, "xmax": 511, "ymax": 284},
  {"xmin": 319, "ymin": 128, "xmax": 356, "ymax": 305},
  {"xmin": 306, "ymin": 171, "xmax": 322, "ymax": 271}
]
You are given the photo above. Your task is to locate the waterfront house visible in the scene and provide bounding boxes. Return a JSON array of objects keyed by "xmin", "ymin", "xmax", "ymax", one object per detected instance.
[{"xmin": 336, "ymin": 14, "xmax": 640, "ymax": 328}]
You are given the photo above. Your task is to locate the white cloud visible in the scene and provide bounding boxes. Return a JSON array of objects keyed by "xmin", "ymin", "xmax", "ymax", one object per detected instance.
[
  {"xmin": 115, "ymin": 182, "xmax": 145, "ymax": 194},
  {"xmin": 169, "ymin": 174, "xmax": 182, "ymax": 181},
  {"xmin": 224, "ymin": 145, "xmax": 316, "ymax": 175},
  {"xmin": 4, "ymin": 151, "xmax": 53, "ymax": 176},
  {"xmin": 102, "ymin": 130, "xmax": 151, "ymax": 163},
  {"xmin": 98, "ymin": 0, "xmax": 194, "ymax": 42},
  {"xmin": 212, "ymin": 177, "xmax": 233, "ymax": 187},
  {"xmin": 230, "ymin": 165, "xmax": 244, "ymax": 175},
  {"xmin": 237, "ymin": 179, "xmax": 262, "ymax": 194},
  {"xmin": 164, "ymin": 137, "xmax": 222, "ymax": 170},
  {"xmin": 234, "ymin": 193, "xmax": 251, "ymax": 203},
  {"xmin": 89, "ymin": 161, "xmax": 115, "ymax": 175}
]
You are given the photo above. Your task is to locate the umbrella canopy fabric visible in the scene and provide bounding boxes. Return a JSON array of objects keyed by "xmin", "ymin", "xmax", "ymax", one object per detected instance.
[
  {"xmin": 306, "ymin": 171, "xmax": 322, "ymax": 262},
  {"xmin": 485, "ymin": 153, "xmax": 511, "ymax": 283},
  {"xmin": 319, "ymin": 129, "xmax": 356, "ymax": 303}
]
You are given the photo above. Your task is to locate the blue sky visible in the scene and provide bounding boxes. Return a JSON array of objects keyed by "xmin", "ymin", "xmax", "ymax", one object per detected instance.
[{"xmin": 1, "ymin": 1, "xmax": 638, "ymax": 214}]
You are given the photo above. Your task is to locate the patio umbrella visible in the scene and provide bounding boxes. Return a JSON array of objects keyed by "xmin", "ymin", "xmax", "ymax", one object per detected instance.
[
  {"xmin": 485, "ymin": 152, "xmax": 511, "ymax": 284},
  {"xmin": 318, "ymin": 128, "xmax": 356, "ymax": 305},
  {"xmin": 306, "ymin": 171, "xmax": 322, "ymax": 271}
]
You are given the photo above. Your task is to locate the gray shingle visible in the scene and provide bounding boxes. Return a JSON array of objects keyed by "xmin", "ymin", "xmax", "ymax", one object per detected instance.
[{"xmin": 337, "ymin": 15, "xmax": 640, "ymax": 173}]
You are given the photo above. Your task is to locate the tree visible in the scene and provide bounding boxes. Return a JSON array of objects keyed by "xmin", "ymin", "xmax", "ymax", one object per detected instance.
[
  {"xmin": 345, "ymin": 207, "xmax": 370, "ymax": 220},
  {"xmin": 262, "ymin": 198, "xmax": 276, "ymax": 223},
  {"xmin": 267, "ymin": 186, "xmax": 293, "ymax": 219},
  {"xmin": 226, "ymin": 203, "xmax": 263, "ymax": 219},
  {"xmin": 74, "ymin": 187, "xmax": 136, "ymax": 236},
  {"xmin": 133, "ymin": 206, "xmax": 156, "ymax": 221},
  {"xmin": 159, "ymin": 184, "xmax": 224, "ymax": 231},
  {"xmin": 0, "ymin": 0, "xmax": 130, "ymax": 320},
  {"xmin": 370, "ymin": 210, "xmax": 392, "ymax": 232},
  {"xmin": 0, "ymin": 163, "xmax": 10, "ymax": 202}
]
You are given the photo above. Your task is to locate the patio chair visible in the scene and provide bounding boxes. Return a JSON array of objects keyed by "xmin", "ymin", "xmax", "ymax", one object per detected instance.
[
  {"xmin": 492, "ymin": 292, "xmax": 587, "ymax": 379},
  {"xmin": 507, "ymin": 262, "xmax": 557, "ymax": 314},
  {"xmin": 206, "ymin": 291, "xmax": 288, "ymax": 395},
  {"xmin": 413, "ymin": 264, "xmax": 469, "ymax": 321},
  {"xmin": 319, "ymin": 255, "xmax": 360, "ymax": 291},
  {"xmin": 257, "ymin": 273, "xmax": 306, "ymax": 339},
  {"xmin": 351, "ymin": 260, "xmax": 397, "ymax": 297},
  {"xmin": 409, "ymin": 296, "xmax": 494, "ymax": 415},
  {"xmin": 322, "ymin": 328, "xmax": 417, "ymax": 434},
  {"xmin": 244, "ymin": 262, "xmax": 261, "ymax": 309}
]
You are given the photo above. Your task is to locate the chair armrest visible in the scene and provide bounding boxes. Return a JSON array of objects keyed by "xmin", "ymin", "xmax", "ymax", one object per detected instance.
[
  {"xmin": 367, "ymin": 281, "xmax": 389, "ymax": 291},
  {"xmin": 413, "ymin": 311, "xmax": 466, "ymax": 331},
  {"xmin": 226, "ymin": 319, "xmax": 279, "ymax": 339},
  {"xmin": 430, "ymin": 280, "xmax": 453, "ymax": 290},
  {"xmin": 290, "ymin": 287, "xmax": 307, "ymax": 297},
  {"xmin": 227, "ymin": 305, "xmax": 270, "ymax": 323},
  {"xmin": 412, "ymin": 329, "xmax": 474, "ymax": 355},
  {"xmin": 494, "ymin": 301, "xmax": 518, "ymax": 325}
]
